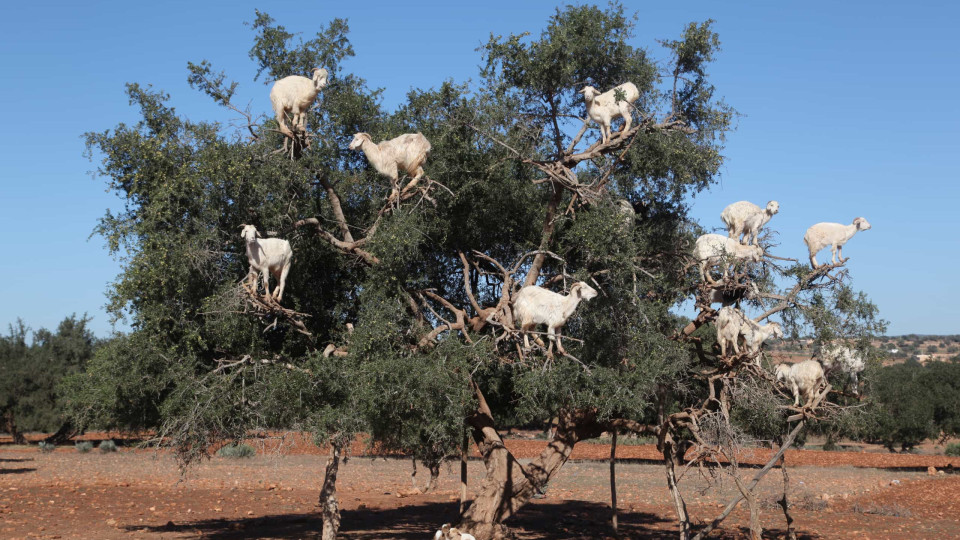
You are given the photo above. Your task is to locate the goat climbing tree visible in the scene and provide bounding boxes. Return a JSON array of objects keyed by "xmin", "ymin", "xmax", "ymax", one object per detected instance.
[{"xmin": 69, "ymin": 5, "xmax": 883, "ymax": 540}]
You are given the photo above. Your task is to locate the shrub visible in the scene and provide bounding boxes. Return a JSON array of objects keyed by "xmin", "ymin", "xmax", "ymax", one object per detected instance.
[
  {"xmin": 98, "ymin": 440, "xmax": 118, "ymax": 453},
  {"xmin": 75, "ymin": 441, "xmax": 93, "ymax": 453},
  {"xmin": 38, "ymin": 441, "xmax": 56, "ymax": 453},
  {"xmin": 945, "ymin": 443, "xmax": 960, "ymax": 457},
  {"xmin": 217, "ymin": 443, "xmax": 255, "ymax": 459}
]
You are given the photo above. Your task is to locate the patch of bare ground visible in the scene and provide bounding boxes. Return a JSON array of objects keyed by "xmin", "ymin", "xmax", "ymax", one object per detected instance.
[{"xmin": 3, "ymin": 444, "xmax": 960, "ymax": 539}]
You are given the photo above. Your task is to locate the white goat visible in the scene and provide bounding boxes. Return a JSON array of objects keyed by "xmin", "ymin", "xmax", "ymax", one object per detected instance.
[
  {"xmin": 775, "ymin": 360, "xmax": 828, "ymax": 407},
  {"xmin": 269, "ymin": 68, "xmax": 328, "ymax": 138},
  {"xmin": 716, "ymin": 306, "xmax": 749, "ymax": 357},
  {"xmin": 580, "ymin": 82, "xmax": 640, "ymax": 144},
  {"xmin": 716, "ymin": 307, "xmax": 782, "ymax": 360},
  {"xmin": 513, "ymin": 281, "xmax": 598, "ymax": 355},
  {"xmin": 815, "ymin": 343, "xmax": 866, "ymax": 395},
  {"xmin": 433, "ymin": 524, "xmax": 476, "ymax": 540},
  {"xmin": 349, "ymin": 132, "xmax": 432, "ymax": 198},
  {"xmin": 740, "ymin": 318, "xmax": 784, "ymax": 364},
  {"xmin": 803, "ymin": 217, "xmax": 871, "ymax": 268},
  {"xmin": 721, "ymin": 200, "xmax": 779, "ymax": 246},
  {"xmin": 692, "ymin": 234, "xmax": 764, "ymax": 284},
  {"xmin": 240, "ymin": 225, "xmax": 293, "ymax": 302}
]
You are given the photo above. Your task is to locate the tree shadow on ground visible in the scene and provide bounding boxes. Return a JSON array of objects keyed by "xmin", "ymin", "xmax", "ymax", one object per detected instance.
[
  {"xmin": 0, "ymin": 467, "xmax": 36, "ymax": 475},
  {"xmin": 0, "ymin": 457, "xmax": 33, "ymax": 463},
  {"xmin": 123, "ymin": 500, "xmax": 677, "ymax": 539}
]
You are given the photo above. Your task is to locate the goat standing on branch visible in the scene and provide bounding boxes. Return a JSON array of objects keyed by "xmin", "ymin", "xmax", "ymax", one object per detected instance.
[
  {"xmin": 803, "ymin": 217, "xmax": 871, "ymax": 268},
  {"xmin": 692, "ymin": 233, "xmax": 764, "ymax": 284},
  {"xmin": 270, "ymin": 67, "xmax": 328, "ymax": 153},
  {"xmin": 776, "ymin": 361, "xmax": 828, "ymax": 407},
  {"xmin": 512, "ymin": 281, "xmax": 598, "ymax": 356},
  {"xmin": 580, "ymin": 82, "xmax": 640, "ymax": 144},
  {"xmin": 348, "ymin": 132, "xmax": 432, "ymax": 200},
  {"xmin": 240, "ymin": 224, "xmax": 293, "ymax": 302},
  {"xmin": 721, "ymin": 200, "xmax": 779, "ymax": 246},
  {"xmin": 815, "ymin": 343, "xmax": 866, "ymax": 395}
]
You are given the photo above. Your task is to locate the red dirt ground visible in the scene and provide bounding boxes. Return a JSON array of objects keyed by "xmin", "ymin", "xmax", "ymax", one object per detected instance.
[{"xmin": 3, "ymin": 435, "xmax": 960, "ymax": 539}]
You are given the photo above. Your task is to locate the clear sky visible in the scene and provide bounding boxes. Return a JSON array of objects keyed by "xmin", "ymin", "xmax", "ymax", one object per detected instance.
[{"xmin": 1, "ymin": 1, "xmax": 957, "ymax": 337}]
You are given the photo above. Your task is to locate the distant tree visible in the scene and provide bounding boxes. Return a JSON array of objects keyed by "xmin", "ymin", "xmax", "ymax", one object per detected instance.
[
  {"xmin": 867, "ymin": 362, "xmax": 960, "ymax": 450},
  {"xmin": 869, "ymin": 364, "xmax": 935, "ymax": 451},
  {"xmin": 0, "ymin": 316, "xmax": 97, "ymax": 443}
]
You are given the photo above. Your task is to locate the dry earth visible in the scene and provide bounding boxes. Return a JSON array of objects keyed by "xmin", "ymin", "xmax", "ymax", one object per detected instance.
[{"xmin": 2, "ymin": 438, "xmax": 960, "ymax": 539}]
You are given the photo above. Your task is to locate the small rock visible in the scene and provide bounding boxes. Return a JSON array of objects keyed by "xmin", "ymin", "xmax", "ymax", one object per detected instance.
[
  {"xmin": 246, "ymin": 510, "xmax": 254, "ymax": 516},
  {"xmin": 820, "ymin": 493, "xmax": 831, "ymax": 501},
  {"xmin": 938, "ymin": 470, "xmax": 946, "ymax": 475},
  {"xmin": 928, "ymin": 466, "xmax": 937, "ymax": 476},
  {"xmin": 890, "ymin": 479, "xmax": 900, "ymax": 486},
  {"xmin": 106, "ymin": 519, "xmax": 117, "ymax": 527}
]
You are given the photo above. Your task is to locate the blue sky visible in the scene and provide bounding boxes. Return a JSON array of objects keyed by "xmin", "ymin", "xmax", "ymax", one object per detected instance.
[{"xmin": 1, "ymin": 1, "xmax": 957, "ymax": 337}]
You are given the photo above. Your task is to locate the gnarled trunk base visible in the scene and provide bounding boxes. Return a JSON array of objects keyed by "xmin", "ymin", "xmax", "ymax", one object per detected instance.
[
  {"xmin": 318, "ymin": 443, "xmax": 343, "ymax": 540},
  {"xmin": 456, "ymin": 400, "xmax": 602, "ymax": 540}
]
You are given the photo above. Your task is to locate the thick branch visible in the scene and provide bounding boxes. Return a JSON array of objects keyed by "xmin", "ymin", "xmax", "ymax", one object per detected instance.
[
  {"xmin": 314, "ymin": 175, "xmax": 354, "ymax": 243},
  {"xmin": 294, "ymin": 217, "xmax": 380, "ymax": 265}
]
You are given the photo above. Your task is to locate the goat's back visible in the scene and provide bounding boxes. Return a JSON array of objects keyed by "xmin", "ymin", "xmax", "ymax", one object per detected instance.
[
  {"xmin": 270, "ymin": 76, "xmax": 318, "ymax": 110},
  {"xmin": 512, "ymin": 286, "xmax": 565, "ymax": 326}
]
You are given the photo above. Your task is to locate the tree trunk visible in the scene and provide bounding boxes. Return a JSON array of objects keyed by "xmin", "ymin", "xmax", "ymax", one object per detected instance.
[
  {"xmin": 318, "ymin": 443, "xmax": 343, "ymax": 540},
  {"xmin": 426, "ymin": 461, "xmax": 441, "ymax": 493},
  {"xmin": 410, "ymin": 458, "xmax": 420, "ymax": 491},
  {"xmin": 610, "ymin": 431, "xmax": 618, "ymax": 535},
  {"xmin": 460, "ymin": 426, "xmax": 469, "ymax": 516},
  {"xmin": 456, "ymin": 383, "xmax": 602, "ymax": 539},
  {"xmin": 2, "ymin": 409, "xmax": 25, "ymax": 445},
  {"xmin": 43, "ymin": 421, "xmax": 78, "ymax": 445},
  {"xmin": 776, "ymin": 456, "xmax": 797, "ymax": 540},
  {"xmin": 663, "ymin": 440, "xmax": 691, "ymax": 540},
  {"xmin": 733, "ymin": 475, "xmax": 762, "ymax": 540}
]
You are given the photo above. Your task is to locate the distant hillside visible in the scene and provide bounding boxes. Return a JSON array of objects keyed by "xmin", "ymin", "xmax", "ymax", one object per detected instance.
[{"xmin": 769, "ymin": 335, "xmax": 960, "ymax": 365}]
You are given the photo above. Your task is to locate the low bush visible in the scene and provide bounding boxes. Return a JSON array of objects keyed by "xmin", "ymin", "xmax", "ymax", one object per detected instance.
[
  {"xmin": 75, "ymin": 441, "xmax": 93, "ymax": 453},
  {"xmin": 945, "ymin": 442, "xmax": 960, "ymax": 456},
  {"xmin": 217, "ymin": 443, "xmax": 256, "ymax": 459},
  {"xmin": 98, "ymin": 440, "xmax": 118, "ymax": 453},
  {"xmin": 38, "ymin": 441, "xmax": 56, "ymax": 453}
]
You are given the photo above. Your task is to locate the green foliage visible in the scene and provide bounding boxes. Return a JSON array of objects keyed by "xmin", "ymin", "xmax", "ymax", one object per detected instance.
[
  {"xmin": 38, "ymin": 441, "xmax": 56, "ymax": 453},
  {"xmin": 216, "ymin": 443, "xmax": 256, "ymax": 459},
  {"xmin": 75, "ymin": 441, "xmax": 94, "ymax": 453},
  {"xmin": 864, "ymin": 362, "xmax": 960, "ymax": 451},
  {"xmin": 98, "ymin": 440, "xmax": 118, "ymax": 453},
  {"xmin": 0, "ymin": 316, "xmax": 97, "ymax": 435},
  {"xmin": 65, "ymin": 6, "xmax": 884, "ymax": 494}
]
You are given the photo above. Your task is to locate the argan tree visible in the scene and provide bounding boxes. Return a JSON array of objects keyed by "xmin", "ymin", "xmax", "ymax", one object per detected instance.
[{"xmin": 69, "ymin": 5, "xmax": 883, "ymax": 539}]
